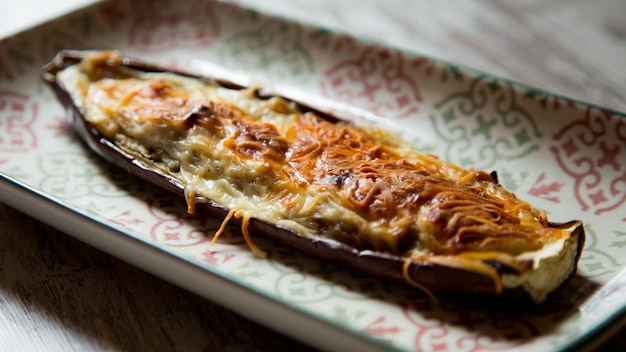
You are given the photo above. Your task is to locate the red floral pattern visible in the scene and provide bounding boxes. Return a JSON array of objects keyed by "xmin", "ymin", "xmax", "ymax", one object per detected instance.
[
  {"xmin": 551, "ymin": 108, "xmax": 626, "ymax": 215},
  {"xmin": 146, "ymin": 194, "xmax": 245, "ymax": 249},
  {"xmin": 0, "ymin": 91, "xmax": 37, "ymax": 152},
  {"xmin": 362, "ymin": 316, "xmax": 403, "ymax": 344},
  {"xmin": 321, "ymin": 46, "xmax": 423, "ymax": 119},
  {"xmin": 147, "ymin": 197, "xmax": 214, "ymax": 247},
  {"xmin": 528, "ymin": 172, "xmax": 563, "ymax": 203},
  {"xmin": 199, "ymin": 249, "xmax": 235, "ymax": 267}
]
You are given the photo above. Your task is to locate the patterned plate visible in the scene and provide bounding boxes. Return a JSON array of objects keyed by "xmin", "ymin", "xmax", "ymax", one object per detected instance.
[{"xmin": 1, "ymin": 1, "xmax": 625, "ymax": 351}]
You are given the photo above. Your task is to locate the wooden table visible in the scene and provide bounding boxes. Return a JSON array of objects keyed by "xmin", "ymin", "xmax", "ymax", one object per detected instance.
[{"xmin": 1, "ymin": 0, "xmax": 625, "ymax": 350}]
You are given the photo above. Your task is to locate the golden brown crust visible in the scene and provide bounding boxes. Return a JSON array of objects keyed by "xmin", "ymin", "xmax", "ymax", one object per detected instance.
[
  {"xmin": 41, "ymin": 50, "xmax": 585, "ymax": 303},
  {"xmin": 85, "ymin": 67, "xmax": 564, "ymax": 256}
]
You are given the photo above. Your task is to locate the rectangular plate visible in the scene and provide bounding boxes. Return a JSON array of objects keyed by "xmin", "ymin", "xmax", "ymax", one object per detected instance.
[{"xmin": 1, "ymin": 1, "xmax": 625, "ymax": 351}]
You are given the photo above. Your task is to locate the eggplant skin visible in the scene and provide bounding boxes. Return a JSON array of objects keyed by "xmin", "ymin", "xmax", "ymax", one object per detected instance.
[{"xmin": 41, "ymin": 50, "xmax": 586, "ymax": 303}]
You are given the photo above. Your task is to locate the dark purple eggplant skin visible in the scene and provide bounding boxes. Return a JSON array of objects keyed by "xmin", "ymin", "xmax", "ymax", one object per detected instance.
[{"xmin": 41, "ymin": 50, "xmax": 586, "ymax": 302}]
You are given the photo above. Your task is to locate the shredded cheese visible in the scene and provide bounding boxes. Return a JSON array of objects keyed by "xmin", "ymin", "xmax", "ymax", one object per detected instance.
[
  {"xmin": 209, "ymin": 208, "xmax": 238, "ymax": 249},
  {"xmin": 402, "ymin": 259, "xmax": 439, "ymax": 302},
  {"xmin": 55, "ymin": 51, "xmax": 581, "ymax": 302},
  {"xmin": 236, "ymin": 210, "xmax": 267, "ymax": 258}
]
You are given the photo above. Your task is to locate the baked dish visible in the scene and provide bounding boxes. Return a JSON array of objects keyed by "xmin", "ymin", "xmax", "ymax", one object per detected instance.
[{"xmin": 42, "ymin": 50, "xmax": 585, "ymax": 303}]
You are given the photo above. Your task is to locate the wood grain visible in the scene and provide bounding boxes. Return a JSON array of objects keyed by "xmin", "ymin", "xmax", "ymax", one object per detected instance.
[
  {"xmin": 1, "ymin": 0, "xmax": 625, "ymax": 351},
  {"xmin": 0, "ymin": 203, "xmax": 313, "ymax": 351}
]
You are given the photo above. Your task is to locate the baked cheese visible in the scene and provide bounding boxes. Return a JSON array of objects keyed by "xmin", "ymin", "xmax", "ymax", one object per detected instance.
[{"xmin": 54, "ymin": 51, "xmax": 582, "ymax": 302}]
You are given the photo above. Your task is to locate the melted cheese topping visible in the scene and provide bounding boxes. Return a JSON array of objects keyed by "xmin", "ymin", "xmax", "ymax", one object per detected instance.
[{"xmin": 57, "ymin": 52, "xmax": 572, "ymax": 281}]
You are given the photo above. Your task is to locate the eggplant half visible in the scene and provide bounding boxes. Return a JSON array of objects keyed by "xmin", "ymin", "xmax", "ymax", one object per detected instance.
[{"xmin": 41, "ymin": 50, "xmax": 585, "ymax": 303}]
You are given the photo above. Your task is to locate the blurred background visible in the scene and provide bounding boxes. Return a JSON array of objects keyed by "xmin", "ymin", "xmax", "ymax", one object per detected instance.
[{"xmin": 234, "ymin": 0, "xmax": 626, "ymax": 113}]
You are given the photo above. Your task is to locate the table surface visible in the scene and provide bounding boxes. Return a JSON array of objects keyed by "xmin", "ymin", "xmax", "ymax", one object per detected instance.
[{"xmin": 1, "ymin": 0, "xmax": 625, "ymax": 351}]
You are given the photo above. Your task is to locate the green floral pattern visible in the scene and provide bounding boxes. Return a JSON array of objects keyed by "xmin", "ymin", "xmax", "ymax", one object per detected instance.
[
  {"xmin": 430, "ymin": 76, "xmax": 542, "ymax": 169},
  {"xmin": 38, "ymin": 152, "xmax": 131, "ymax": 199},
  {"xmin": 217, "ymin": 19, "xmax": 314, "ymax": 83}
]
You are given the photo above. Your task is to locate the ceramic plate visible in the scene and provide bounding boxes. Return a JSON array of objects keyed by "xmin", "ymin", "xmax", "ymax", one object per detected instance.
[{"xmin": 1, "ymin": 1, "xmax": 625, "ymax": 351}]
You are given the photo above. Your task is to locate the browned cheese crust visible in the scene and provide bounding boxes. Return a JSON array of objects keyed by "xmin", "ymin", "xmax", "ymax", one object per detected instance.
[{"xmin": 42, "ymin": 50, "xmax": 585, "ymax": 303}]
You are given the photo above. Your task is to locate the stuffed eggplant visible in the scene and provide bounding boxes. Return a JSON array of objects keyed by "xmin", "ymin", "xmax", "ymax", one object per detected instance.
[{"xmin": 42, "ymin": 50, "xmax": 585, "ymax": 303}]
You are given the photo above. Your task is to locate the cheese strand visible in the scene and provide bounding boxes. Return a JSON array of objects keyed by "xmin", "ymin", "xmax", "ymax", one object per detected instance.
[
  {"xmin": 208, "ymin": 208, "xmax": 238, "ymax": 249},
  {"xmin": 236, "ymin": 211, "xmax": 267, "ymax": 258},
  {"xmin": 402, "ymin": 259, "xmax": 439, "ymax": 303}
]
